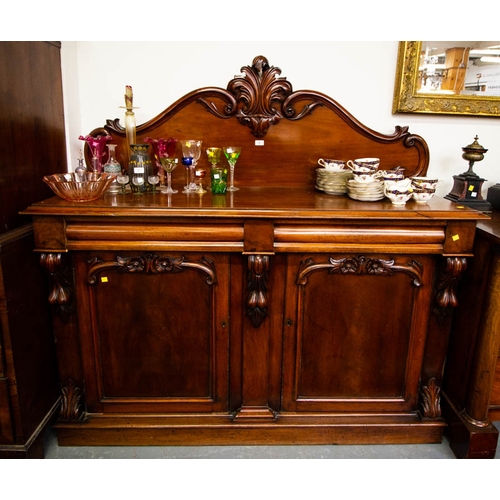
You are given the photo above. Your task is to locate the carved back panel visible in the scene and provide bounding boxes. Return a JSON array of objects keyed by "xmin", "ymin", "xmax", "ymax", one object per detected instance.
[{"xmin": 87, "ymin": 55, "xmax": 429, "ymax": 189}]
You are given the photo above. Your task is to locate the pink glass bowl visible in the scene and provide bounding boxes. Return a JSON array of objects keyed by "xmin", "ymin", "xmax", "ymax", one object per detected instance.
[{"xmin": 43, "ymin": 172, "xmax": 114, "ymax": 202}]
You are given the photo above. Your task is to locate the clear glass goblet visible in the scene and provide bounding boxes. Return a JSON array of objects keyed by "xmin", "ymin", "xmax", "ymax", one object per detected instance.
[
  {"xmin": 132, "ymin": 175, "xmax": 145, "ymax": 195},
  {"xmin": 181, "ymin": 156, "xmax": 193, "ymax": 193},
  {"xmin": 116, "ymin": 174, "xmax": 129, "ymax": 195},
  {"xmin": 223, "ymin": 146, "xmax": 241, "ymax": 191},
  {"xmin": 148, "ymin": 175, "xmax": 159, "ymax": 193},
  {"xmin": 180, "ymin": 140, "xmax": 202, "ymax": 192}
]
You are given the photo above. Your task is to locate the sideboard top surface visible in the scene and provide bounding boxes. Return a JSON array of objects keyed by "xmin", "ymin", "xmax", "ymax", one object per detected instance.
[{"xmin": 23, "ymin": 188, "xmax": 488, "ymax": 222}]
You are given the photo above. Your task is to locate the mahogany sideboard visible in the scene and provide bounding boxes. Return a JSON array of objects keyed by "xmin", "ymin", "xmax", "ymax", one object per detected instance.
[{"xmin": 22, "ymin": 55, "xmax": 489, "ymax": 448}]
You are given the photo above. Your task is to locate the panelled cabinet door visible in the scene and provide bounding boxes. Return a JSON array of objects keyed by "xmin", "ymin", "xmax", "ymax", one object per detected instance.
[
  {"xmin": 282, "ymin": 253, "xmax": 435, "ymax": 413},
  {"xmin": 73, "ymin": 251, "xmax": 230, "ymax": 414}
]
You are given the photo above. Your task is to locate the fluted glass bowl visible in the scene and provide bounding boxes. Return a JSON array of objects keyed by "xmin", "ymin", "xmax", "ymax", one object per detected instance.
[{"xmin": 43, "ymin": 172, "xmax": 114, "ymax": 202}]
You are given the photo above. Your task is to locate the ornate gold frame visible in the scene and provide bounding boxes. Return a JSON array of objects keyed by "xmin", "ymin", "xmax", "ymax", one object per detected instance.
[{"xmin": 393, "ymin": 41, "xmax": 500, "ymax": 117}]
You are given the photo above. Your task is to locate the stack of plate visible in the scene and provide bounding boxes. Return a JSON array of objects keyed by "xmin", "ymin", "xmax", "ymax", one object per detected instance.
[
  {"xmin": 315, "ymin": 169, "xmax": 353, "ymax": 195},
  {"xmin": 346, "ymin": 178, "xmax": 385, "ymax": 201}
]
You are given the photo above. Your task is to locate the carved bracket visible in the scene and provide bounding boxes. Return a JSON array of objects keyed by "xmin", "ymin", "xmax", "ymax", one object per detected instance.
[
  {"xmin": 432, "ymin": 257, "xmax": 467, "ymax": 323},
  {"xmin": 297, "ymin": 255, "xmax": 423, "ymax": 286},
  {"xmin": 419, "ymin": 377, "xmax": 441, "ymax": 419},
  {"xmin": 59, "ymin": 379, "xmax": 84, "ymax": 422},
  {"xmin": 246, "ymin": 255, "xmax": 270, "ymax": 327},
  {"xmin": 434, "ymin": 256, "xmax": 467, "ymax": 309},
  {"xmin": 87, "ymin": 253, "xmax": 217, "ymax": 285},
  {"xmin": 39, "ymin": 252, "xmax": 74, "ymax": 315}
]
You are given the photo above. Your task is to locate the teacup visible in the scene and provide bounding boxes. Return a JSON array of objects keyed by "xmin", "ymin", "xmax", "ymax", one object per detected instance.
[
  {"xmin": 318, "ymin": 158, "xmax": 347, "ymax": 172},
  {"xmin": 384, "ymin": 185, "xmax": 413, "ymax": 205},
  {"xmin": 412, "ymin": 189, "xmax": 436, "ymax": 204},
  {"xmin": 381, "ymin": 167, "xmax": 405, "ymax": 181},
  {"xmin": 352, "ymin": 170, "xmax": 382, "ymax": 183},
  {"xmin": 411, "ymin": 177, "xmax": 441, "ymax": 190},
  {"xmin": 347, "ymin": 157, "xmax": 380, "ymax": 173},
  {"xmin": 384, "ymin": 178, "xmax": 412, "ymax": 191}
]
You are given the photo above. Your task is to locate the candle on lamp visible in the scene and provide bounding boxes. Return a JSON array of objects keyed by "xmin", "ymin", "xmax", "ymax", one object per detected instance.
[{"xmin": 123, "ymin": 85, "xmax": 136, "ymax": 151}]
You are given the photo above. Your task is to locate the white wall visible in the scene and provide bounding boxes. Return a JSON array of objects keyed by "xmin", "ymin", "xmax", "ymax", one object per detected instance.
[{"xmin": 61, "ymin": 41, "xmax": 500, "ymax": 198}]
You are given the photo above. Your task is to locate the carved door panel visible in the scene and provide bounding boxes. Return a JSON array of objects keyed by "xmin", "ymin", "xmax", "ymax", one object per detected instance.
[
  {"xmin": 73, "ymin": 251, "xmax": 230, "ymax": 414},
  {"xmin": 282, "ymin": 253, "xmax": 435, "ymax": 413}
]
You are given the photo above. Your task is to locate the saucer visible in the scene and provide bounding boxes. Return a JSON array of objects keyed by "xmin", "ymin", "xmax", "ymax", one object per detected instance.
[
  {"xmin": 347, "ymin": 178, "xmax": 385, "ymax": 201},
  {"xmin": 316, "ymin": 169, "xmax": 353, "ymax": 195}
]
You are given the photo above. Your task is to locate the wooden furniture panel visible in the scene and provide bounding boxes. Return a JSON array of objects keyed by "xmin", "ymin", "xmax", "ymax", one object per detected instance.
[
  {"xmin": 23, "ymin": 55, "xmax": 488, "ymax": 450},
  {"xmin": 0, "ymin": 226, "xmax": 59, "ymax": 458},
  {"xmin": 0, "ymin": 41, "xmax": 64, "ymax": 458},
  {"xmin": 0, "ymin": 42, "xmax": 66, "ymax": 234},
  {"xmin": 87, "ymin": 55, "xmax": 429, "ymax": 190},
  {"xmin": 74, "ymin": 250, "xmax": 230, "ymax": 413},
  {"xmin": 282, "ymin": 253, "xmax": 434, "ymax": 413}
]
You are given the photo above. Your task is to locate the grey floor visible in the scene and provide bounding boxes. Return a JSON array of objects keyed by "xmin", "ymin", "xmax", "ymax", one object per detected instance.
[{"xmin": 42, "ymin": 422, "xmax": 500, "ymax": 459}]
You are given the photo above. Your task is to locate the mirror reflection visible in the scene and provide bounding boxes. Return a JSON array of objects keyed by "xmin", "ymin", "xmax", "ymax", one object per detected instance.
[{"xmin": 418, "ymin": 41, "xmax": 500, "ymax": 96}]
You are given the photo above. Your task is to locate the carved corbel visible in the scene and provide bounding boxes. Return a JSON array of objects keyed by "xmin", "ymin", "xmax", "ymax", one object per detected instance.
[
  {"xmin": 246, "ymin": 255, "xmax": 270, "ymax": 327},
  {"xmin": 39, "ymin": 252, "xmax": 74, "ymax": 315},
  {"xmin": 433, "ymin": 256, "xmax": 467, "ymax": 320}
]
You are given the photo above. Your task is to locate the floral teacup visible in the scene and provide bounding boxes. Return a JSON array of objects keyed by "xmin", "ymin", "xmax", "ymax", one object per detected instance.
[
  {"xmin": 412, "ymin": 190, "xmax": 436, "ymax": 204},
  {"xmin": 384, "ymin": 186, "xmax": 413, "ymax": 205},
  {"xmin": 352, "ymin": 170, "xmax": 382, "ymax": 183},
  {"xmin": 318, "ymin": 158, "xmax": 347, "ymax": 172},
  {"xmin": 411, "ymin": 177, "xmax": 441, "ymax": 190},
  {"xmin": 347, "ymin": 157, "xmax": 380, "ymax": 173},
  {"xmin": 384, "ymin": 178, "xmax": 412, "ymax": 191},
  {"xmin": 381, "ymin": 167, "xmax": 405, "ymax": 181}
]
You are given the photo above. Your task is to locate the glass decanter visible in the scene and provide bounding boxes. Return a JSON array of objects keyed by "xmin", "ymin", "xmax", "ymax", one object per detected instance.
[{"xmin": 103, "ymin": 144, "xmax": 122, "ymax": 193}]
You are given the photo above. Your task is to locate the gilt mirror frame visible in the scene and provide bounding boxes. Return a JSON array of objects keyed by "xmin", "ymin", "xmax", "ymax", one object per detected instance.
[{"xmin": 393, "ymin": 41, "xmax": 500, "ymax": 117}]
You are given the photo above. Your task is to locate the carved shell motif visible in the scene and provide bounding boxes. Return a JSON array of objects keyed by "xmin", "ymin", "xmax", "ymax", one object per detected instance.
[{"xmin": 227, "ymin": 55, "xmax": 293, "ymax": 138}]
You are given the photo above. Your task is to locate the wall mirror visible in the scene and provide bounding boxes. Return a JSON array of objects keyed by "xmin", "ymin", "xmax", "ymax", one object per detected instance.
[{"xmin": 393, "ymin": 41, "xmax": 500, "ymax": 117}]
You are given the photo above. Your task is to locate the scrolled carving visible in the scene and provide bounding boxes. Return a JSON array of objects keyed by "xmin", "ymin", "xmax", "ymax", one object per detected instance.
[
  {"xmin": 40, "ymin": 252, "xmax": 74, "ymax": 315},
  {"xmin": 297, "ymin": 255, "xmax": 423, "ymax": 286},
  {"xmin": 227, "ymin": 55, "xmax": 293, "ymax": 138},
  {"xmin": 88, "ymin": 253, "xmax": 217, "ymax": 285},
  {"xmin": 420, "ymin": 377, "xmax": 441, "ymax": 419},
  {"xmin": 59, "ymin": 379, "xmax": 84, "ymax": 422},
  {"xmin": 246, "ymin": 254, "xmax": 270, "ymax": 327}
]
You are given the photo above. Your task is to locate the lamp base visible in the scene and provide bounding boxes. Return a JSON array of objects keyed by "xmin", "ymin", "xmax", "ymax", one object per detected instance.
[{"xmin": 444, "ymin": 173, "xmax": 492, "ymax": 213}]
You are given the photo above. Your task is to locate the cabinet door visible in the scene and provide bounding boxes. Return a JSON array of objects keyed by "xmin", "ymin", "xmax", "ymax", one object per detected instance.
[
  {"xmin": 73, "ymin": 251, "xmax": 230, "ymax": 414},
  {"xmin": 282, "ymin": 253, "xmax": 435, "ymax": 413}
]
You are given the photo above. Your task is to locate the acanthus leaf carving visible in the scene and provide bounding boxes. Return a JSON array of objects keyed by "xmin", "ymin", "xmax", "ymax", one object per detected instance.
[
  {"xmin": 297, "ymin": 255, "xmax": 423, "ymax": 287},
  {"xmin": 87, "ymin": 253, "xmax": 217, "ymax": 285},
  {"xmin": 419, "ymin": 377, "xmax": 441, "ymax": 419},
  {"xmin": 227, "ymin": 55, "xmax": 293, "ymax": 138},
  {"xmin": 60, "ymin": 379, "xmax": 84, "ymax": 422}
]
